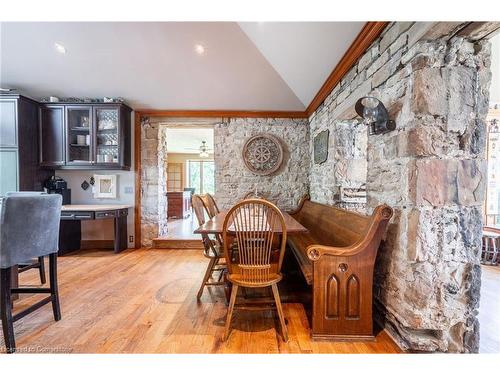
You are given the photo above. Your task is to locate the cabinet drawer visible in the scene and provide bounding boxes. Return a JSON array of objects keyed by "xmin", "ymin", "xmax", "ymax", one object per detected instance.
[
  {"xmin": 95, "ymin": 210, "xmax": 116, "ymax": 219},
  {"xmin": 61, "ymin": 211, "xmax": 94, "ymax": 220}
]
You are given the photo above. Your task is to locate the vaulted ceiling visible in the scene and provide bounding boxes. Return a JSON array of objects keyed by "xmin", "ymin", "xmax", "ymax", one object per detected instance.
[{"xmin": 0, "ymin": 22, "xmax": 364, "ymax": 110}]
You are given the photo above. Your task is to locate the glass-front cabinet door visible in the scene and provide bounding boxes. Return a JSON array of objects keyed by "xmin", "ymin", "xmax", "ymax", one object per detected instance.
[
  {"xmin": 94, "ymin": 106, "xmax": 120, "ymax": 166},
  {"xmin": 66, "ymin": 106, "xmax": 93, "ymax": 165}
]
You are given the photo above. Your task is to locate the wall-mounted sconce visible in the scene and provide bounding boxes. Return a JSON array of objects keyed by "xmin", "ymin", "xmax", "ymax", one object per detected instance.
[{"xmin": 355, "ymin": 97, "xmax": 396, "ymax": 135}]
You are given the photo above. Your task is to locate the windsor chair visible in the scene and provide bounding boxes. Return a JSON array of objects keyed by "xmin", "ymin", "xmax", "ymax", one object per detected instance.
[{"xmin": 222, "ymin": 198, "xmax": 288, "ymax": 342}]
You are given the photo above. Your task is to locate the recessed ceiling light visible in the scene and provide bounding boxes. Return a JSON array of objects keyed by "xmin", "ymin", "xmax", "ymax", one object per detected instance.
[
  {"xmin": 54, "ymin": 42, "xmax": 66, "ymax": 54},
  {"xmin": 194, "ymin": 44, "xmax": 205, "ymax": 55}
]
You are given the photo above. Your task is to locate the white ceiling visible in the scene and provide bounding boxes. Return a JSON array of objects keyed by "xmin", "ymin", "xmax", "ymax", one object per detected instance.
[
  {"xmin": 0, "ymin": 22, "xmax": 364, "ymax": 110},
  {"xmin": 238, "ymin": 22, "xmax": 364, "ymax": 106},
  {"xmin": 165, "ymin": 127, "xmax": 214, "ymax": 154}
]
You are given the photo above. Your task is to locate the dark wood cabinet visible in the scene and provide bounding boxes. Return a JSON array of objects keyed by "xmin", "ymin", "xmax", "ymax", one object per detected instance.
[
  {"xmin": 39, "ymin": 102, "xmax": 132, "ymax": 170},
  {"xmin": 0, "ymin": 94, "xmax": 54, "ymax": 195},
  {"xmin": 40, "ymin": 105, "xmax": 65, "ymax": 167},
  {"xmin": 166, "ymin": 191, "xmax": 192, "ymax": 219}
]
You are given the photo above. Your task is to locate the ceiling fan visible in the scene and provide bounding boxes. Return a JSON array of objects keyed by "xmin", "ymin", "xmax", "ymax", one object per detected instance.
[{"xmin": 184, "ymin": 140, "xmax": 213, "ymax": 157}]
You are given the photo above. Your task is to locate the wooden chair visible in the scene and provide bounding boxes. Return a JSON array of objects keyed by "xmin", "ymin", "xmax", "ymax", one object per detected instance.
[
  {"xmin": 192, "ymin": 194, "xmax": 226, "ymax": 301},
  {"xmin": 199, "ymin": 193, "xmax": 222, "ymax": 245},
  {"xmin": 199, "ymin": 193, "xmax": 219, "ymax": 219},
  {"xmin": 222, "ymin": 198, "xmax": 288, "ymax": 342}
]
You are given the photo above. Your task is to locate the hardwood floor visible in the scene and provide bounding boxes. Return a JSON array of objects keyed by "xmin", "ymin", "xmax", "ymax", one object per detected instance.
[
  {"xmin": 1, "ymin": 249, "xmax": 400, "ymax": 354},
  {"xmin": 163, "ymin": 214, "xmax": 200, "ymax": 240},
  {"xmin": 479, "ymin": 265, "xmax": 500, "ymax": 353},
  {"xmin": 153, "ymin": 214, "xmax": 204, "ymax": 249}
]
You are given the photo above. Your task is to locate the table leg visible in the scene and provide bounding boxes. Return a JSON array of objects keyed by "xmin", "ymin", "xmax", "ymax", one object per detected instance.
[{"xmin": 114, "ymin": 215, "xmax": 128, "ymax": 253}]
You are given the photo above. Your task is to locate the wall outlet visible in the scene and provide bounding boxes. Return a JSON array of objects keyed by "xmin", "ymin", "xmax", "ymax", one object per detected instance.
[
  {"xmin": 124, "ymin": 186, "xmax": 134, "ymax": 194},
  {"xmin": 129, "ymin": 235, "xmax": 134, "ymax": 243}
]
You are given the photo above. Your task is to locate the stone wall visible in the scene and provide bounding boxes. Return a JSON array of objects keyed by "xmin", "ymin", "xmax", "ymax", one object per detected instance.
[
  {"xmin": 140, "ymin": 116, "xmax": 310, "ymax": 245},
  {"xmin": 214, "ymin": 117, "xmax": 310, "ymax": 210},
  {"xmin": 307, "ymin": 22, "xmax": 494, "ymax": 352},
  {"xmin": 140, "ymin": 116, "xmax": 159, "ymax": 246},
  {"xmin": 309, "ymin": 116, "xmax": 368, "ymax": 213}
]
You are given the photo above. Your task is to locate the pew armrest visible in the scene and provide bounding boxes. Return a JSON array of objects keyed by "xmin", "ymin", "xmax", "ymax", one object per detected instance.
[
  {"xmin": 306, "ymin": 243, "xmax": 363, "ymax": 261},
  {"xmin": 288, "ymin": 193, "xmax": 310, "ymax": 216}
]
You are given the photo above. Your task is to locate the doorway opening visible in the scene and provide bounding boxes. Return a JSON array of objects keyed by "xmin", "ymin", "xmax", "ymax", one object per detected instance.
[{"xmin": 160, "ymin": 126, "xmax": 215, "ymax": 245}]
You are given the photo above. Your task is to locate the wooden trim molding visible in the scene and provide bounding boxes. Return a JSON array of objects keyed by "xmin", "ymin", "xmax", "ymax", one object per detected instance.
[
  {"xmin": 134, "ymin": 112, "xmax": 142, "ymax": 249},
  {"xmin": 306, "ymin": 21, "xmax": 389, "ymax": 116},
  {"xmin": 134, "ymin": 109, "xmax": 308, "ymax": 119}
]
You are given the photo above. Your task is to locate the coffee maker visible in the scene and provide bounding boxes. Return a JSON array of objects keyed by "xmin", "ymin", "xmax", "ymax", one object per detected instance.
[{"xmin": 44, "ymin": 176, "xmax": 71, "ymax": 204}]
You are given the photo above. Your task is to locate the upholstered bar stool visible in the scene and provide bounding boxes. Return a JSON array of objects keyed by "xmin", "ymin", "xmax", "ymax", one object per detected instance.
[
  {"xmin": 0, "ymin": 194, "xmax": 62, "ymax": 353},
  {"xmin": 482, "ymin": 227, "xmax": 500, "ymax": 265},
  {"xmin": 5, "ymin": 192, "xmax": 48, "ymax": 285}
]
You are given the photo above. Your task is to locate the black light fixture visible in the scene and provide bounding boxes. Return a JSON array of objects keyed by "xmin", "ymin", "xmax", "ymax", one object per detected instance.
[{"xmin": 355, "ymin": 97, "xmax": 396, "ymax": 135}]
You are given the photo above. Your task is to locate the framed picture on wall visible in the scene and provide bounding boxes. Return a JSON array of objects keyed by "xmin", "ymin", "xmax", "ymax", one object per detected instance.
[
  {"xmin": 93, "ymin": 174, "xmax": 117, "ymax": 199},
  {"xmin": 313, "ymin": 130, "xmax": 329, "ymax": 164}
]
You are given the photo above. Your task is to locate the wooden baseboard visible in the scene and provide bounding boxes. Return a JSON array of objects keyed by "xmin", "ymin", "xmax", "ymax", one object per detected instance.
[
  {"xmin": 152, "ymin": 239, "xmax": 203, "ymax": 250},
  {"xmin": 80, "ymin": 240, "xmax": 115, "ymax": 249}
]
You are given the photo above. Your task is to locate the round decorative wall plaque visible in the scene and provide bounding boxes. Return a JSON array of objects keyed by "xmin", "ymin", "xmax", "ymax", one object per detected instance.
[{"xmin": 242, "ymin": 133, "xmax": 284, "ymax": 176}]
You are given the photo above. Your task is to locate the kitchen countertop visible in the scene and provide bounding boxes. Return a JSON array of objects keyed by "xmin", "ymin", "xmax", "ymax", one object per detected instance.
[{"xmin": 61, "ymin": 204, "xmax": 132, "ymax": 211}]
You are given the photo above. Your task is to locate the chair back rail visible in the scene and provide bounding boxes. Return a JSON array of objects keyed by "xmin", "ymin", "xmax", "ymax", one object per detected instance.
[
  {"xmin": 222, "ymin": 199, "xmax": 287, "ymax": 285},
  {"xmin": 198, "ymin": 193, "xmax": 219, "ymax": 219}
]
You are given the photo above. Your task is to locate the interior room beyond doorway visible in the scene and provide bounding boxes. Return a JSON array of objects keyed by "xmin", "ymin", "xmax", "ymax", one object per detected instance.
[{"xmin": 162, "ymin": 126, "xmax": 215, "ymax": 243}]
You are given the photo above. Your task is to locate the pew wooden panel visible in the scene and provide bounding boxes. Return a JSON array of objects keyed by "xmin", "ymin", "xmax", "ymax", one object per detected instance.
[{"xmin": 287, "ymin": 195, "xmax": 393, "ymax": 341}]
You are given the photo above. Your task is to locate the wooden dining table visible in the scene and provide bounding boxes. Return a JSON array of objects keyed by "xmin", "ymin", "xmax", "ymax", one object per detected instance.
[
  {"xmin": 194, "ymin": 209, "xmax": 308, "ymax": 235},
  {"xmin": 194, "ymin": 208, "xmax": 308, "ymax": 302}
]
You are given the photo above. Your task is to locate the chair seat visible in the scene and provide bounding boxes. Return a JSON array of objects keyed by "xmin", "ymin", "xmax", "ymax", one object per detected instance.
[{"xmin": 227, "ymin": 272, "xmax": 282, "ymax": 287}]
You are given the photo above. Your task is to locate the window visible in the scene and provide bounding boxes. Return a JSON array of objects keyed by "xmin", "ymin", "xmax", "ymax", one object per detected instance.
[
  {"xmin": 187, "ymin": 160, "xmax": 215, "ymax": 194},
  {"xmin": 167, "ymin": 163, "xmax": 183, "ymax": 191}
]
